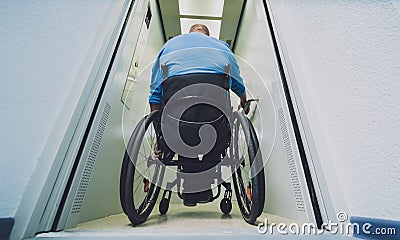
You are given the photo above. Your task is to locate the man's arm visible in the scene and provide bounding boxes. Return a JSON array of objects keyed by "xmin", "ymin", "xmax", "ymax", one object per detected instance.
[
  {"xmin": 150, "ymin": 103, "xmax": 162, "ymax": 159},
  {"xmin": 239, "ymin": 93, "xmax": 250, "ymax": 115},
  {"xmin": 149, "ymin": 57, "xmax": 163, "ymax": 109},
  {"xmin": 226, "ymin": 52, "xmax": 250, "ymax": 114},
  {"xmin": 150, "ymin": 103, "xmax": 162, "ymax": 112}
]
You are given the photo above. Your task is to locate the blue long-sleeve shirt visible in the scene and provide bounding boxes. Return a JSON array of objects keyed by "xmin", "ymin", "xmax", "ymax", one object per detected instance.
[{"xmin": 149, "ymin": 32, "xmax": 245, "ymax": 104}]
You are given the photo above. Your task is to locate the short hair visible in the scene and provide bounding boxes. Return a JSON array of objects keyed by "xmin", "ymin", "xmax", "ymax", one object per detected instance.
[{"xmin": 189, "ymin": 24, "xmax": 210, "ymax": 36}]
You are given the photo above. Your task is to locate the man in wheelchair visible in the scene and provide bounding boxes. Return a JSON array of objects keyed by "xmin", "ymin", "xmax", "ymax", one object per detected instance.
[{"xmin": 149, "ymin": 24, "xmax": 250, "ymax": 207}]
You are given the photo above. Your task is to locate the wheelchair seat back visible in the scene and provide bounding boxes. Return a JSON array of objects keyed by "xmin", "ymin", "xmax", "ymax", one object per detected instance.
[{"xmin": 159, "ymin": 73, "xmax": 232, "ymax": 158}]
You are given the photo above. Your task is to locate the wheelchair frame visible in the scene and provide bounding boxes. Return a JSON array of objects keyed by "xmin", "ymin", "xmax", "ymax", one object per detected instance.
[{"xmin": 119, "ymin": 104, "xmax": 265, "ymax": 226}]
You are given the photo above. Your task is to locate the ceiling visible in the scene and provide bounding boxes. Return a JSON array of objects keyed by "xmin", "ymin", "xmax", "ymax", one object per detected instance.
[{"xmin": 157, "ymin": 0, "xmax": 245, "ymax": 48}]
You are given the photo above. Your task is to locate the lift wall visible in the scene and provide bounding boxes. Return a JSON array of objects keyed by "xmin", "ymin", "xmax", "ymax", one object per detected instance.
[
  {"xmin": 77, "ymin": 0, "xmax": 165, "ymax": 224},
  {"xmin": 234, "ymin": 0, "xmax": 317, "ymax": 223}
]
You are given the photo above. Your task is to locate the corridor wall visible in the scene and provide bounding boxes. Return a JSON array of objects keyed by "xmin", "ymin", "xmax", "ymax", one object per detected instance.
[
  {"xmin": 268, "ymin": 0, "xmax": 400, "ymax": 220},
  {"xmin": 0, "ymin": 0, "xmax": 131, "ymax": 239}
]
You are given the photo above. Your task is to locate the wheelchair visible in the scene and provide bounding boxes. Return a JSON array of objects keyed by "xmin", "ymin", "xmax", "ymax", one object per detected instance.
[{"xmin": 119, "ymin": 72, "xmax": 265, "ymax": 226}]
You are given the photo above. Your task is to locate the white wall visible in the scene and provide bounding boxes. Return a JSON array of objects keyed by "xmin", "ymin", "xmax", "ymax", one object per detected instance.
[
  {"xmin": 77, "ymin": 0, "xmax": 165, "ymax": 223},
  {"xmin": 269, "ymin": 0, "xmax": 400, "ymax": 220},
  {"xmin": 234, "ymin": 0, "xmax": 320, "ymax": 223},
  {"xmin": 0, "ymin": 0, "xmax": 125, "ymax": 220}
]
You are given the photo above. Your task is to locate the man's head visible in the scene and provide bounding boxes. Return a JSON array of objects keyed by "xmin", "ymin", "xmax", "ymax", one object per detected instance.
[{"xmin": 189, "ymin": 24, "xmax": 210, "ymax": 36}]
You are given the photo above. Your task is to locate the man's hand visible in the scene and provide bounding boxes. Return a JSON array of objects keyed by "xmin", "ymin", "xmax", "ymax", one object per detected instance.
[
  {"xmin": 240, "ymin": 100, "xmax": 250, "ymax": 115},
  {"xmin": 154, "ymin": 142, "xmax": 161, "ymax": 159},
  {"xmin": 239, "ymin": 93, "xmax": 250, "ymax": 115}
]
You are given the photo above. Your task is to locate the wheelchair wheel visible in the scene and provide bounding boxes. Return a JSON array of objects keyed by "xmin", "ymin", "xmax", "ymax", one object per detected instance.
[
  {"xmin": 120, "ymin": 117, "xmax": 146, "ymax": 214},
  {"xmin": 120, "ymin": 111, "xmax": 165, "ymax": 225},
  {"xmin": 231, "ymin": 111, "xmax": 265, "ymax": 224}
]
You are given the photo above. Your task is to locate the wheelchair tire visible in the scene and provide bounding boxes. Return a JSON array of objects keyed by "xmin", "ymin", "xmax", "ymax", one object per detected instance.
[
  {"xmin": 231, "ymin": 111, "xmax": 265, "ymax": 224},
  {"xmin": 120, "ymin": 117, "xmax": 146, "ymax": 214},
  {"xmin": 120, "ymin": 111, "xmax": 165, "ymax": 225},
  {"xmin": 247, "ymin": 113, "xmax": 266, "ymax": 218}
]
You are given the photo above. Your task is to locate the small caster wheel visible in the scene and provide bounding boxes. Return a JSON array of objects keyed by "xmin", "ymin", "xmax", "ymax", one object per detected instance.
[
  {"xmin": 220, "ymin": 198, "xmax": 232, "ymax": 214},
  {"xmin": 159, "ymin": 198, "xmax": 170, "ymax": 215}
]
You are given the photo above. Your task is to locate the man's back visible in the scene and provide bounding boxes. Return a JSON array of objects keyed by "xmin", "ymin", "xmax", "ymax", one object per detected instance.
[{"xmin": 149, "ymin": 31, "xmax": 245, "ymax": 105}]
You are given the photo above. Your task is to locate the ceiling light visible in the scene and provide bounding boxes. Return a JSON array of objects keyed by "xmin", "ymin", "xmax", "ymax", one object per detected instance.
[{"xmin": 178, "ymin": 0, "xmax": 224, "ymax": 17}]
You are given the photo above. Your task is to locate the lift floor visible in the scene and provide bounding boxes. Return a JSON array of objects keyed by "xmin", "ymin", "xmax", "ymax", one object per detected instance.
[{"xmin": 32, "ymin": 203, "xmax": 352, "ymax": 239}]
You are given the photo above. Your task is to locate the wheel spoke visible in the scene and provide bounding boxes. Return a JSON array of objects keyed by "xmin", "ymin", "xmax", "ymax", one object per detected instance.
[
  {"xmin": 137, "ymin": 151, "xmax": 147, "ymax": 160},
  {"xmin": 135, "ymin": 156, "xmax": 148, "ymax": 167},
  {"xmin": 237, "ymin": 168, "xmax": 252, "ymax": 212},
  {"xmin": 241, "ymin": 164, "xmax": 251, "ymax": 177},
  {"xmin": 133, "ymin": 176, "xmax": 142, "ymax": 197}
]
